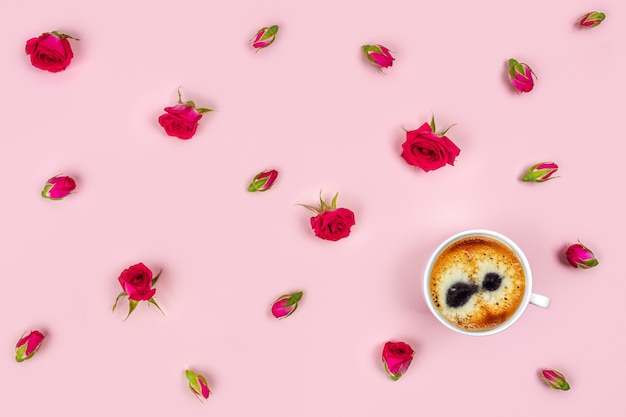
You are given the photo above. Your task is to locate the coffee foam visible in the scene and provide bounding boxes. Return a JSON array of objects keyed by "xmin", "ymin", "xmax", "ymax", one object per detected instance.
[{"xmin": 429, "ymin": 236, "xmax": 526, "ymax": 331}]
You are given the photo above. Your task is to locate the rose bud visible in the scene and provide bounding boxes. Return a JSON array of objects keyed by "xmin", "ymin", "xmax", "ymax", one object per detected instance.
[
  {"xmin": 15, "ymin": 330, "xmax": 45, "ymax": 362},
  {"xmin": 41, "ymin": 175, "xmax": 76, "ymax": 200},
  {"xmin": 25, "ymin": 31, "xmax": 78, "ymax": 73},
  {"xmin": 362, "ymin": 44, "xmax": 395, "ymax": 71},
  {"xmin": 401, "ymin": 115, "xmax": 460, "ymax": 172},
  {"xmin": 271, "ymin": 291, "xmax": 303, "ymax": 319},
  {"xmin": 521, "ymin": 162, "xmax": 558, "ymax": 182},
  {"xmin": 565, "ymin": 242, "xmax": 599, "ymax": 269},
  {"xmin": 578, "ymin": 12, "xmax": 606, "ymax": 28},
  {"xmin": 158, "ymin": 88, "xmax": 213, "ymax": 140},
  {"xmin": 507, "ymin": 59, "xmax": 536, "ymax": 93},
  {"xmin": 301, "ymin": 192, "xmax": 356, "ymax": 241},
  {"xmin": 250, "ymin": 25, "xmax": 279, "ymax": 50},
  {"xmin": 539, "ymin": 369, "xmax": 570, "ymax": 391},
  {"xmin": 382, "ymin": 341, "xmax": 415, "ymax": 381},
  {"xmin": 185, "ymin": 369, "xmax": 211, "ymax": 401},
  {"xmin": 113, "ymin": 263, "xmax": 164, "ymax": 320},
  {"xmin": 248, "ymin": 169, "xmax": 278, "ymax": 192}
]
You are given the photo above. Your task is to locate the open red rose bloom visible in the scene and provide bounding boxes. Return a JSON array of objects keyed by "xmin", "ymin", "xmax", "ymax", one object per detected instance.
[
  {"xmin": 118, "ymin": 263, "xmax": 156, "ymax": 301},
  {"xmin": 401, "ymin": 122, "xmax": 460, "ymax": 172}
]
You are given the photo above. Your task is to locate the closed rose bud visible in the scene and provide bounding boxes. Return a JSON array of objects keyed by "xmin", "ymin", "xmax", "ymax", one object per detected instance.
[
  {"xmin": 271, "ymin": 291, "xmax": 303, "ymax": 319},
  {"xmin": 507, "ymin": 59, "xmax": 536, "ymax": 93},
  {"xmin": 522, "ymin": 162, "xmax": 558, "ymax": 182},
  {"xmin": 362, "ymin": 44, "xmax": 395, "ymax": 71},
  {"xmin": 185, "ymin": 369, "xmax": 211, "ymax": 401},
  {"xmin": 248, "ymin": 169, "xmax": 278, "ymax": 192},
  {"xmin": 565, "ymin": 242, "xmax": 599, "ymax": 269},
  {"xmin": 41, "ymin": 175, "xmax": 76, "ymax": 200},
  {"xmin": 15, "ymin": 330, "xmax": 45, "ymax": 362},
  {"xmin": 382, "ymin": 341, "xmax": 414, "ymax": 381},
  {"xmin": 540, "ymin": 369, "xmax": 570, "ymax": 391},
  {"xmin": 578, "ymin": 11, "xmax": 606, "ymax": 28},
  {"xmin": 251, "ymin": 25, "xmax": 279, "ymax": 49}
]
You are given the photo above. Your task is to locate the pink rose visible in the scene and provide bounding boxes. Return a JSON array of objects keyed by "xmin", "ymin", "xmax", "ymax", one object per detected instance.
[
  {"xmin": 382, "ymin": 341, "xmax": 414, "ymax": 380},
  {"xmin": 507, "ymin": 59, "xmax": 536, "ymax": 93},
  {"xmin": 578, "ymin": 11, "xmax": 606, "ymax": 28},
  {"xmin": 15, "ymin": 330, "xmax": 45, "ymax": 362},
  {"xmin": 248, "ymin": 169, "xmax": 278, "ymax": 192},
  {"xmin": 539, "ymin": 369, "xmax": 570, "ymax": 391},
  {"xmin": 25, "ymin": 32, "xmax": 78, "ymax": 73},
  {"xmin": 271, "ymin": 291, "xmax": 303, "ymax": 319},
  {"xmin": 158, "ymin": 89, "xmax": 213, "ymax": 140},
  {"xmin": 401, "ymin": 120, "xmax": 460, "ymax": 172},
  {"xmin": 565, "ymin": 242, "xmax": 599, "ymax": 269},
  {"xmin": 185, "ymin": 370, "xmax": 211, "ymax": 401},
  {"xmin": 250, "ymin": 25, "xmax": 279, "ymax": 49},
  {"xmin": 362, "ymin": 44, "xmax": 395, "ymax": 71},
  {"xmin": 41, "ymin": 175, "xmax": 76, "ymax": 200}
]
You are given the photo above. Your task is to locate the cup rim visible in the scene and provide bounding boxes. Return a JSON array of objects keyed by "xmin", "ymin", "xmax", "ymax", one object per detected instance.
[{"xmin": 422, "ymin": 229, "xmax": 533, "ymax": 336}]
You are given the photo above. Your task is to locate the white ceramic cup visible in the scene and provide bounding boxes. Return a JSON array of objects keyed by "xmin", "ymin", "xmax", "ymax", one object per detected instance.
[{"xmin": 423, "ymin": 229, "xmax": 550, "ymax": 336}]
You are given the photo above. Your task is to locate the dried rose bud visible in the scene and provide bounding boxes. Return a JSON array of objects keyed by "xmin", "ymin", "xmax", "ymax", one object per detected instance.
[
  {"xmin": 271, "ymin": 291, "xmax": 303, "ymax": 319},
  {"xmin": 382, "ymin": 341, "xmax": 415, "ymax": 381},
  {"xmin": 41, "ymin": 175, "xmax": 76, "ymax": 200},
  {"xmin": 565, "ymin": 242, "xmax": 599, "ymax": 269},
  {"xmin": 540, "ymin": 369, "xmax": 570, "ymax": 391},
  {"xmin": 522, "ymin": 162, "xmax": 558, "ymax": 182},
  {"xmin": 185, "ymin": 369, "xmax": 211, "ymax": 401},
  {"xmin": 362, "ymin": 44, "xmax": 395, "ymax": 71},
  {"xmin": 251, "ymin": 25, "xmax": 279, "ymax": 50},
  {"xmin": 507, "ymin": 59, "xmax": 536, "ymax": 93},
  {"xmin": 15, "ymin": 330, "xmax": 45, "ymax": 362},
  {"xmin": 248, "ymin": 169, "xmax": 278, "ymax": 192},
  {"xmin": 578, "ymin": 11, "xmax": 606, "ymax": 28}
]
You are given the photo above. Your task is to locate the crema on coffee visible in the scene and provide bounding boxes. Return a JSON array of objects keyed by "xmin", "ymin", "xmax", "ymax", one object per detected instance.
[{"xmin": 429, "ymin": 236, "xmax": 526, "ymax": 331}]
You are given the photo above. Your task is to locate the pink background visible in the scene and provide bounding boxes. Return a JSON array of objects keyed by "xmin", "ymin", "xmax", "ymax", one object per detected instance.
[{"xmin": 1, "ymin": 1, "xmax": 624, "ymax": 415}]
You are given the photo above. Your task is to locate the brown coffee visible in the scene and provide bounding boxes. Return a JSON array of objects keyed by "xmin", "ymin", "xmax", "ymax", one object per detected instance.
[{"xmin": 429, "ymin": 235, "xmax": 526, "ymax": 331}]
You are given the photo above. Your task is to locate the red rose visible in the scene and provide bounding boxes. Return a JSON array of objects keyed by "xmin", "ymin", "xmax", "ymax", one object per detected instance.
[
  {"xmin": 25, "ymin": 32, "xmax": 76, "ymax": 73},
  {"xmin": 117, "ymin": 263, "xmax": 156, "ymax": 301},
  {"xmin": 310, "ymin": 208, "xmax": 356, "ymax": 241},
  {"xmin": 382, "ymin": 341, "xmax": 415, "ymax": 380},
  {"xmin": 158, "ymin": 104, "xmax": 203, "ymax": 140},
  {"xmin": 401, "ymin": 122, "xmax": 460, "ymax": 172}
]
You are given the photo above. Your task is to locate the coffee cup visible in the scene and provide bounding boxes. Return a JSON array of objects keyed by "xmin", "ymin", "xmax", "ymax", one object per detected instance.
[{"xmin": 423, "ymin": 229, "xmax": 550, "ymax": 336}]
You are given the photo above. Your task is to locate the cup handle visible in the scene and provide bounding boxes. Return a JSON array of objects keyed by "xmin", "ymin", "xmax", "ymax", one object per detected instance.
[{"xmin": 529, "ymin": 292, "xmax": 550, "ymax": 308}]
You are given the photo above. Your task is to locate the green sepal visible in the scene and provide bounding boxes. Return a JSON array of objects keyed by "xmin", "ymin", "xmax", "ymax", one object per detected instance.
[
  {"xmin": 41, "ymin": 184, "xmax": 53, "ymax": 199},
  {"xmin": 298, "ymin": 204, "xmax": 320, "ymax": 214},
  {"xmin": 15, "ymin": 344, "xmax": 27, "ymax": 362},
  {"xmin": 439, "ymin": 123, "xmax": 457, "ymax": 137},
  {"xmin": 284, "ymin": 291, "xmax": 303, "ymax": 307},
  {"xmin": 269, "ymin": 25, "xmax": 279, "ymax": 35},
  {"xmin": 151, "ymin": 270, "xmax": 162, "ymax": 286},
  {"xmin": 186, "ymin": 100, "xmax": 196, "ymax": 108},
  {"xmin": 429, "ymin": 114, "xmax": 436, "ymax": 133},
  {"xmin": 319, "ymin": 190, "xmax": 329, "ymax": 211},
  {"xmin": 582, "ymin": 258, "xmax": 599, "ymax": 269},
  {"xmin": 112, "ymin": 291, "xmax": 128, "ymax": 312},
  {"xmin": 177, "ymin": 87, "xmax": 183, "ymax": 104},
  {"xmin": 148, "ymin": 298, "xmax": 165, "ymax": 315},
  {"xmin": 384, "ymin": 361, "xmax": 402, "ymax": 381},
  {"xmin": 196, "ymin": 108, "xmax": 213, "ymax": 114},
  {"xmin": 50, "ymin": 31, "xmax": 80, "ymax": 41},
  {"xmin": 124, "ymin": 300, "xmax": 139, "ymax": 321},
  {"xmin": 248, "ymin": 183, "xmax": 259, "ymax": 192},
  {"xmin": 330, "ymin": 193, "xmax": 338, "ymax": 210}
]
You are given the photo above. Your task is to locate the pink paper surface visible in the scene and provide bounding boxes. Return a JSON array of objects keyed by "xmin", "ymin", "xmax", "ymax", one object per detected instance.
[{"xmin": 1, "ymin": 1, "xmax": 623, "ymax": 416}]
